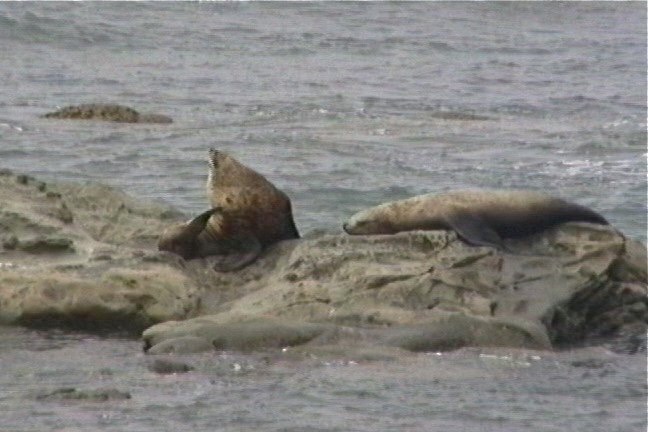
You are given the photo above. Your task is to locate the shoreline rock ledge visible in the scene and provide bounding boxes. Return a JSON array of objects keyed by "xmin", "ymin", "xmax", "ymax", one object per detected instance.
[{"xmin": 1, "ymin": 170, "xmax": 646, "ymax": 354}]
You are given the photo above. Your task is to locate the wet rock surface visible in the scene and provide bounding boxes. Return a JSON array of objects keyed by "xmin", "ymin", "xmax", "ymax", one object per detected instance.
[
  {"xmin": 42, "ymin": 104, "xmax": 172, "ymax": 124},
  {"xmin": 1, "ymin": 171, "xmax": 646, "ymax": 353},
  {"xmin": 146, "ymin": 358, "xmax": 194, "ymax": 374}
]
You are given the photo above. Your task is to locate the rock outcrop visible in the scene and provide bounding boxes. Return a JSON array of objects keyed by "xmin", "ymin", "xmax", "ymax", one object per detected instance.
[
  {"xmin": 0, "ymin": 170, "xmax": 645, "ymax": 353},
  {"xmin": 35, "ymin": 388, "xmax": 131, "ymax": 402},
  {"xmin": 143, "ymin": 224, "xmax": 647, "ymax": 354},
  {"xmin": 0, "ymin": 170, "xmax": 194, "ymax": 332},
  {"xmin": 42, "ymin": 104, "xmax": 172, "ymax": 124}
]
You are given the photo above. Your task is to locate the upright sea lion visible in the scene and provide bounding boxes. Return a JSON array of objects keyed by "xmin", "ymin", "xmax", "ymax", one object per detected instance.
[
  {"xmin": 158, "ymin": 149, "xmax": 299, "ymax": 271},
  {"xmin": 342, "ymin": 190, "xmax": 608, "ymax": 249},
  {"xmin": 206, "ymin": 148, "xmax": 300, "ymax": 245}
]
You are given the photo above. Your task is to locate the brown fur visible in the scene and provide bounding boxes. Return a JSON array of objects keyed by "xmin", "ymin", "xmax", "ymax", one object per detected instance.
[
  {"xmin": 158, "ymin": 207, "xmax": 222, "ymax": 260},
  {"xmin": 206, "ymin": 148, "xmax": 299, "ymax": 246},
  {"xmin": 343, "ymin": 190, "xmax": 608, "ymax": 248},
  {"xmin": 158, "ymin": 150, "xmax": 299, "ymax": 271}
]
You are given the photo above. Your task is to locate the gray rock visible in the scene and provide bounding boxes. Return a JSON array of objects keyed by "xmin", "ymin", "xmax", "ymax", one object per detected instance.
[
  {"xmin": 5, "ymin": 236, "xmax": 75, "ymax": 254},
  {"xmin": 145, "ymin": 336, "xmax": 214, "ymax": 354},
  {"xmin": 42, "ymin": 104, "xmax": 172, "ymax": 124},
  {"xmin": 380, "ymin": 315, "xmax": 551, "ymax": 352},
  {"xmin": 0, "ymin": 171, "xmax": 198, "ymax": 332},
  {"xmin": 0, "ymin": 171, "xmax": 645, "ymax": 354},
  {"xmin": 143, "ymin": 225, "xmax": 647, "ymax": 354},
  {"xmin": 36, "ymin": 387, "xmax": 131, "ymax": 402},
  {"xmin": 147, "ymin": 358, "xmax": 194, "ymax": 374},
  {"xmin": 144, "ymin": 319, "xmax": 330, "ymax": 353}
]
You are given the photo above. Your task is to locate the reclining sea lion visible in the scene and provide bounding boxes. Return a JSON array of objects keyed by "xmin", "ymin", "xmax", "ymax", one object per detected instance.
[{"xmin": 343, "ymin": 190, "xmax": 608, "ymax": 249}]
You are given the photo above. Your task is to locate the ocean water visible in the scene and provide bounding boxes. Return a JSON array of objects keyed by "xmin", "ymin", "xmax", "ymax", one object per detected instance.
[{"xmin": 0, "ymin": 3, "xmax": 646, "ymax": 431}]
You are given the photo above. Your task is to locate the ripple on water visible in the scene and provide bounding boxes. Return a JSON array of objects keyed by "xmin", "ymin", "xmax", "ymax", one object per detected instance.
[{"xmin": 0, "ymin": 3, "xmax": 645, "ymax": 431}]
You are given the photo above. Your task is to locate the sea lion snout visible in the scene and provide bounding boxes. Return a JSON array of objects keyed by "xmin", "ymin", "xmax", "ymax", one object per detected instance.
[
  {"xmin": 208, "ymin": 148, "xmax": 221, "ymax": 167},
  {"xmin": 342, "ymin": 213, "xmax": 383, "ymax": 235}
]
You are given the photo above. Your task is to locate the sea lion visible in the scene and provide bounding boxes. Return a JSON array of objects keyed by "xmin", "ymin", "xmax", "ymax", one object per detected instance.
[
  {"xmin": 206, "ymin": 148, "xmax": 300, "ymax": 245},
  {"xmin": 158, "ymin": 149, "xmax": 299, "ymax": 271},
  {"xmin": 342, "ymin": 190, "xmax": 608, "ymax": 249}
]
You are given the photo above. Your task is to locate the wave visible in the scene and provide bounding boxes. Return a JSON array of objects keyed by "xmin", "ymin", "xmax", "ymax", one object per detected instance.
[{"xmin": 0, "ymin": 9, "xmax": 111, "ymax": 47}]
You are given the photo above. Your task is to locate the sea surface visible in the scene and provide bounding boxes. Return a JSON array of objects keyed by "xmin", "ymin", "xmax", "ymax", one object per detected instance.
[{"xmin": 0, "ymin": 3, "xmax": 646, "ymax": 431}]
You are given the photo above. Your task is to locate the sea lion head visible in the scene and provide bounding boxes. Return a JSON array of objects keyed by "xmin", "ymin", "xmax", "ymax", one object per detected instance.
[
  {"xmin": 158, "ymin": 207, "xmax": 220, "ymax": 259},
  {"xmin": 343, "ymin": 204, "xmax": 397, "ymax": 235},
  {"xmin": 206, "ymin": 148, "xmax": 267, "ymax": 196},
  {"xmin": 205, "ymin": 148, "xmax": 300, "ymax": 241},
  {"xmin": 207, "ymin": 148, "xmax": 246, "ymax": 181}
]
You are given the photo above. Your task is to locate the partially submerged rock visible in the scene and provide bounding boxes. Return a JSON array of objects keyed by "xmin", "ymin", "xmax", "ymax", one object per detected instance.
[
  {"xmin": 42, "ymin": 104, "xmax": 172, "ymax": 124},
  {"xmin": 36, "ymin": 387, "xmax": 131, "ymax": 402},
  {"xmin": 146, "ymin": 358, "xmax": 194, "ymax": 374},
  {"xmin": 144, "ymin": 319, "xmax": 332, "ymax": 353},
  {"xmin": 0, "ymin": 170, "xmax": 645, "ymax": 353}
]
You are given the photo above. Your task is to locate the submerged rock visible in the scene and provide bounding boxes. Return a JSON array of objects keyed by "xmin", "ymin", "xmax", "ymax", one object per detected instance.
[
  {"xmin": 146, "ymin": 336, "xmax": 214, "ymax": 355},
  {"xmin": 147, "ymin": 358, "xmax": 194, "ymax": 374},
  {"xmin": 0, "ymin": 171, "xmax": 645, "ymax": 353},
  {"xmin": 42, "ymin": 104, "xmax": 172, "ymax": 124},
  {"xmin": 36, "ymin": 387, "xmax": 131, "ymax": 402},
  {"xmin": 144, "ymin": 319, "xmax": 331, "ymax": 353}
]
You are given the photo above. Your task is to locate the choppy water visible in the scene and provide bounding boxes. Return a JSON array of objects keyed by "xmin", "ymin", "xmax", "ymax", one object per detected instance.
[{"xmin": 0, "ymin": 3, "xmax": 646, "ymax": 431}]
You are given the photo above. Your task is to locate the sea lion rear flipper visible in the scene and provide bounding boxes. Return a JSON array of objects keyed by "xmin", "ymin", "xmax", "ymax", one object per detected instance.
[
  {"xmin": 208, "ymin": 232, "xmax": 262, "ymax": 272},
  {"xmin": 447, "ymin": 212, "xmax": 504, "ymax": 249}
]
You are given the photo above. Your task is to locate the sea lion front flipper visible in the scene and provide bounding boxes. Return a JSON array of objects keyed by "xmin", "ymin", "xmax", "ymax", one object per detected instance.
[
  {"xmin": 446, "ymin": 212, "xmax": 504, "ymax": 249},
  {"xmin": 158, "ymin": 207, "xmax": 223, "ymax": 259},
  {"xmin": 187, "ymin": 207, "xmax": 222, "ymax": 235},
  {"xmin": 208, "ymin": 232, "xmax": 262, "ymax": 272}
]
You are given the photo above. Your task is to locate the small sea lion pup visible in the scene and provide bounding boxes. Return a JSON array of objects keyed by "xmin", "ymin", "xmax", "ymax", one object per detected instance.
[
  {"xmin": 342, "ymin": 190, "xmax": 608, "ymax": 250},
  {"xmin": 158, "ymin": 149, "xmax": 299, "ymax": 271}
]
